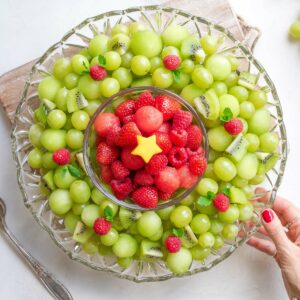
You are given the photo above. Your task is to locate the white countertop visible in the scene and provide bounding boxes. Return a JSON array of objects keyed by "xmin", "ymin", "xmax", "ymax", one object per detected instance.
[{"xmin": 0, "ymin": 0, "xmax": 299, "ymax": 299}]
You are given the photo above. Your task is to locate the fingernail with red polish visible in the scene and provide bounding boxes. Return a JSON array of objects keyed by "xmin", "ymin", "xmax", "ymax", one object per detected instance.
[{"xmin": 262, "ymin": 209, "xmax": 274, "ymax": 223}]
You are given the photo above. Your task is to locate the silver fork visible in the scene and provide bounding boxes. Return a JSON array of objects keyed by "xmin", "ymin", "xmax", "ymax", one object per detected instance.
[{"xmin": 0, "ymin": 197, "xmax": 73, "ymax": 300}]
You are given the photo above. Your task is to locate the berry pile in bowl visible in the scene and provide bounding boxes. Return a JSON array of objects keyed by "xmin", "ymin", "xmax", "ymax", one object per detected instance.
[{"xmin": 12, "ymin": 6, "xmax": 288, "ymax": 281}]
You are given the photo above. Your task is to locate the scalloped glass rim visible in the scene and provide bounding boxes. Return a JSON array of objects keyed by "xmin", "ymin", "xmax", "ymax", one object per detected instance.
[{"xmin": 11, "ymin": 5, "xmax": 288, "ymax": 282}]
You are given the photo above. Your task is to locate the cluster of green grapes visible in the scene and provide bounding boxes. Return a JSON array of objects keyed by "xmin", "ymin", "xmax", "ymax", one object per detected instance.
[{"xmin": 289, "ymin": 20, "xmax": 300, "ymax": 39}]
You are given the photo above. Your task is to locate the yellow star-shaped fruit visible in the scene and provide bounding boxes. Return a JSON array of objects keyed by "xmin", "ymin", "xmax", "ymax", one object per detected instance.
[{"xmin": 131, "ymin": 135, "xmax": 162, "ymax": 163}]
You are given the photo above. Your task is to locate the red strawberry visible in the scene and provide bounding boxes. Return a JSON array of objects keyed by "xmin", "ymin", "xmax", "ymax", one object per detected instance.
[
  {"xmin": 93, "ymin": 218, "xmax": 112, "ymax": 235},
  {"xmin": 213, "ymin": 193, "xmax": 230, "ymax": 212},
  {"xmin": 115, "ymin": 100, "xmax": 136, "ymax": 121},
  {"xmin": 111, "ymin": 177, "xmax": 132, "ymax": 200},
  {"xmin": 155, "ymin": 95, "xmax": 181, "ymax": 121},
  {"xmin": 165, "ymin": 236, "xmax": 181, "ymax": 253},
  {"xmin": 189, "ymin": 155, "xmax": 207, "ymax": 176},
  {"xmin": 121, "ymin": 147, "xmax": 145, "ymax": 170},
  {"xmin": 106, "ymin": 126, "xmax": 121, "ymax": 146},
  {"xmin": 177, "ymin": 164, "xmax": 198, "ymax": 188},
  {"xmin": 224, "ymin": 118, "xmax": 243, "ymax": 135},
  {"xmin": 116, "ymin": 122, "xmax": 141, "ymax": 147},
  {"xmin": 132, "ymin": 186, "xmax": 158, "ymax": 209},
  {"xmin": 94, "ymin": 113, "xmax": 120, "ymax": 137},
  {"xmin": 172, "ymin": 110, "xmax": 193, "ymax": 130},
  {"xmin": 157, "ymin": 122, "xmax": 172, "ymax": 133},
  {"xmin": 146, "ymin": 154, "xmax": 168, "ymax": 175},
  {"xmin": 96, "ymin": 142, "xmax": 119, "ymax": 165},
  {"xmin": 111, "ymin": 160, "xmax": 130, "ymax": 179},
  {"xmin": 163, "ymin": 55, "xmax": 181, "ymax": 70},
  {"xmin": 134, "ymin": 170, "xmax": 154, "ymax": 186},
  {"xmin": 135, "ymin": 91, "xmax": 155, "ymax": 110},
  {"xmin": 154, "ymin": 166, "xmax": 180, "ymax": 194},
  {"xmin": 135, "ymin": 106, "xmax": 163, "ymax": 134},
  {"xmin": 186, "ymin": 125, "xmax": 203, "ymax": 150},
  {"xmin": 122, "ymin": 114, "xmax": 135, "ymax": 124},
  {"xmin": 52, "ymin": 148, "xmax": 70, "ymax": 165},
  {"xmin": 168, "ymin": 147, "xmax": 188, "ymax": 168},
  {"xmin": 186, "ymin": 147, "xmax": 205, "ymax": 158},
  {"xmin": 90, "ymin": 65, "xmax": 107, "ymax": 81},
  {"xmin": 158, "ymin": 190, "xmax": 173, "ymax": 201},
  {"xmin": 154, "ymin": 132, "xmax": 172, "ymax": 154},
  {"xmin": 169, "ymin": 129, "xmax": 188, "ymax": 147},
  {"xmin": 100, "ymin": 165, "xmax": 114, "ymax": 184}
]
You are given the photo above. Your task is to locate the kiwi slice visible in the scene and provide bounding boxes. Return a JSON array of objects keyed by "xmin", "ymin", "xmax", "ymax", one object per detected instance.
[
  {"xmin": 72, "ymin": 221, "xmax": 93, "ymax": 244},
  {"xmin": 225, "ymin": 134, "xmax": 249, "ymax": 163},
  {"xmin": 140, "ymin": 240, "xmax": 163, "ymax": 260},
  {"xmin": 75, "ymin": 152, "xmax": 88, "ymax": 175},
  {"xmin": 194, "ymin": 88, "xmax": 220, "ymax": 120},
  {"xmin": 119, "ymin": 208, "xmax": 142, "ymax": 229},
  {"xmin": 112, "ymin": 216, "xmax": 125, "ymax": 231},
  {"xmin": 180, "ymin": 225, "xmax": 198, "ymax": 248},
  {"xmin": 67, "ymin": 88, "xmax": 88, "ymax": 113},
  {"xmin": 42, "ymin": 98, "xmax": 56, "ymax": 112},
  {"xmin": 181, "ymin": 36, "xmax": 206, "ymax": 64},
  {"xmin": 238, "ymin": 72, "xmax": 259, "ymax": 90},
  {"xmin": 230, "ymin": 186, "xmax": 247, "ymax": 204},
  {"xmin": 109, "ymin": 33, "xmax": 130, "ymax": 55},
  {"xmin": 42, "ymin": 170, "xmax": 55, "ymax": 190},
  {"xmin": 256, "ymin": 152, "xmax": 279, "ymax": 175},
  {"xmin": 34, "ymin": 105, "xmax": 47, "ymax": 124}
]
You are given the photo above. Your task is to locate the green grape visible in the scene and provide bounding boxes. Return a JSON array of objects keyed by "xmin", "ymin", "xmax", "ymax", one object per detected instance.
[
  {"xmin": 89, "ymin": 56, "xmax": 99, "ymax": 67},
  {"xmin": 219, "ymin": 94, "xmax": 240, "ymax": 117},
  {"xmin": 180, "ymin": 83, "xmax": 204, "ymax": 104},
  {"xmin": 81, "ymin": 204, "xmax": 100, "ymax": 227},
  {"xmin": 150, "ymin": 57, "xmax": 162, "ymax": 73},
  {"xmin": 49, "ymin": 189, "xmax": 72, "ymax": 215},
  {"xmin": 239, "ymin": 101, "xmax": 255, "ymax": 119},
  {"xmin": 223, "ymin": 72, "xmax": 239, "ymax": 88},
  {"xmin": 218, "ymin": 181, "xmax": 232, "ymax": 193},
  {"xmin": 54, "ymin": 87, "xmax": 68, "ymax": 112},
  {"xmin": 190, "ymin": 246, "xmax": 211, "ymax": 261},
  {"xmin": 226, "ymin": 55, "xmax": 240, "ymax": 71},
  {"xmin": 53, "ymin": 58, "xmax": 72, "ymax": 80},
  {"xmin": 83, "ymin": 176, "xmax": 94, "ymax": 189},
  {"xmin": 104, "ymin": 51, "xmax": 121, "ymax": 71},
  {"xmin": 148, "ymin": 225, "xmax": 163, "ymax": 241},
  {"xmin": 70, "ymin": 180, "xmax": 91, "ymax": 204},
  {"xmin": 91, "ymin": 188, "xmax": 106, "ymax": 205},
  {"xmin": 211, "ymin": 81, "xmax": 228, "ymax": 96},
  {"xmin": 88, "ymin": 34, "xmax": 109, "ymax": 57},
  {"xmin": 98, "ymin": 244, "xmax": 113, "ymax": 256},
  {"xmin": 196, "ymin": 203, "xmax": 217, "ymax": 216},
  {"xmin": 205, "ymin": 54, "xmax": 231, "ymax": 81},
  {"xmin": 181, "ymin": 59, "xmax": 195, "ymax": 74},
  {"xmin": 249, "ymin": 174, "xmax": 265, "ymax": 185},
  {"xmin": 99, "ymin": 200, "xmax": 119, "ymax": 217},
  {"xmin": 112, "ymin": 24, "xmax": 129, "ymax": 36},
  {"xmin": 229, "ymin": 86, "xmax": 249, "ymax": 102},
  {"xmin": 100, "ymin": 228, "xmax": 119, "ymax": 246},
  {"xmin": 100, "ymin": 78, "xmax": 120, "ymax": 97},
  {"xmin": 82, "ymin": 238, "xmax": 99, "ymax": 255},
  {"xmin": 72, "ymin": 202, "xmax": 88, "ymax": 216},
  {"xmin": 54, "ymin": 166, "xmax": 77, "ymax": 189},
  {"xmin": 245, "ymin": 133, "xmax": 260, "ymax": 152},
  {"xmin": 208, "ymin": 149, "xmax": 222, "ymax": 163},
  {"xmin": 248, "ymin": 89, "xmax": 267, "ymax": 109},
  {"xmin": 137, "ymin": 212, "xmax": 162, "ymax": 237},
  {"xmin": 238, "ymin": 118, "xmax": 248, "ymax": 134},
  {"xmin": 47, "ymin": 109, "xmax": 66, "ymax": 129},
  {"xmin": 64, "ymin": 211, "xmax": 80, "ymax": 233},
  {"xmin": 204, "ymin": 163, "xmax": 219, "ymax": 182},
  {"xmin": 259, "ymin": 132, "xmax": 279, "ymax": 152},
  {"xmin": 66, "ymin": 129, "xmax": 84, "ymax": 149},
  {"xmin": 191, "ymin": 214, "xmax": 211, "ymax": 234},
  {"xmin": 196, "ymin": 178, "xmax": 219, "ymax": 195},
  {"xmin": 180, "ymin": 193, "xmax": 196, "ymax": 206},
  {"xmin": 84, "ymin": 100, "xmax": 101, "ymax": 117},
  {"xmin": 171, "ymin": 72, "xmax": 190, "ymax": 91},
  {"xmin": 28, "ymin": 124, "xmax": 44, "ymax": 147},
  {"xmin": 121, "ymin": 52, "xmax": 133, "ymax": 68},
  {"xmin": 131, "ymin": 55, "xmax": 151, "ymax": 76},
  {"xmin": 71, "ymin": 111, "xmax": 90, "ymax": 131},
  {"xmin": 112, "ymin": 67, "xmax": 133, "ymax": 89},
  {"xmin": 213, "ymin": 235, "xmax": 224, "ymax": 249},
  {"xmin": 170, "ymin": 206, "xmax": 192, "ymax": 228},
  {"xmin": 289, "ymin": 20, "xmax": 300, "ymax": 38},
  {"xmin": 129, "ymin": 22, "xmax": 146, "ymax": 35},
  {"xmin": 117, "ymin": 257, "xmax": 133, "ymax": 268},
  {"xmin": 248, "ymin": 109, "xmax": 271, "ymax": 135},
  {"xmin": 162, "ymin": 24, "xmax": 189, "ymax": 48},
  {"xmin": 200, "ymin": 35, "xmax": 220, "ymax": 55},
  {"xmin": 242, "ymin": 185, "xmax": 254, "ymax": 200},
  {"xmin": 218, "ymin": 205, "xmax": 239, "ymax": 223},
  {"xmin": 63, "ymin": 116, "xmax": 73, "ymax": 130},
  {"xmin": 222, "ymin": 223, "xmax": 239, "ymax": 240},
  {"xmin": 112, "ymin": 233, "xmax": 138, "ymax": 258},
  {"xmin": 79, "ymin": 48, "xmax": 92, "ymax": 61},
  {"xmin": 64, "ymin": 73, "xmax": 79, "ymax": 89},
  {"xmin": 238, "ymin": 202, "xmax": 254, "ymax": 221},
  {"xmin": 71, "ymin": 54, "xmax": 90, "ymax": 75},
  {"xmin": 131, "ymin": 77, "xmax": 153, "ymax": 87},
  {"xmin": 166, "ymin": 248, "xmax": 192, "ymax": 274},
  {"xmin": 152, "ymin": 67, "xmax": 173, "ymax": 88},
  {"xmin": 198, "ymin": 232, "xmax": 215, "ymax": 248},
  {"xmin": 157, "ymin": 206, "xmax": 175, "ymax": 221},
  {"xmin": 208, "ymin": 126, "xmax": 232, "ymax": 152},
  {"xmin": 40, "ymin": 129, "xmax": 66, "ymax": 152},
  {"xmin": 28, "ymin": 148, "xmax": 43, "ymax": 168},
  {"xmin": 42, "ymin": 152, "xmax": 57, "ymax": 169},
  {"xmin": 209, "ymin": 219, "xmax": 224, "ymax": 234},
  {"xmin": 237, "ymin": 153, "xmax": 258, "ymax": 180},
  {"xmin": 78, "ymin": 75, "xmax": 101, "ymax": 100},
  {"xmin": 38, "ymin": 76, "xmax": 62, "ymax": 101},
  {"xmin": 232, "ymin": 176, "xmax": 248, "ymax": 188},
  {"xmin": 191, "ymin": 66, "xmax": 213, "ymax": 89},
  {"xmin": 161, "ymin": 46, "xmax": 180, "ymax": 59}
]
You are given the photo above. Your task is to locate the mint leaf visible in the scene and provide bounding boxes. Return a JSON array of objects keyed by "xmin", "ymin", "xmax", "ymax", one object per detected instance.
[
  {"xmin": 98, "ymin": 55, "xmax": 106, "ymax": 67},
  {"xmin": 207, "ymin": 191, "xmax": 216, "ymax": 200},
  {"xmin": 67, "ymin": 165, "xmax": 81, "ymax": 178},
  {"xmin": 222, "ymin": 187, "xmax": 231, "ymax": 197},
  {"xmin": 197, "ymin": 196, "xmax": 212, "ymax": 207},
  {"xmin": 220, "ymin": 107, "xmax": 233, "ymax": 122},
  {"xmin": 172, "ymin": 228, "xmax": 184, "ymax": 237},
  {"xmin": 80, "ymin": 70, "xmax": 90, "ymax": 75},
  {"xmin": 172, "ymin": 69, "xmax": 181, "ymax": 83},
  {"xmin": 104, "ymin": 206, "xmax": 113, "ymax": 222}
]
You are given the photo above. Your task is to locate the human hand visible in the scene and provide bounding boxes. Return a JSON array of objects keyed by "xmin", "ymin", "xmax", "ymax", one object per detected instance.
[{"xmin": 247, "ymin": 189, "xmax": 300, "ymax": 299}]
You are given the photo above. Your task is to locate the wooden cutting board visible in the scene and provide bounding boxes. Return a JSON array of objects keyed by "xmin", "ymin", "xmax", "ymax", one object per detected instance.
[{"xmin": 0, "ymin": 0, "xmax": 260, "ymax": 124}]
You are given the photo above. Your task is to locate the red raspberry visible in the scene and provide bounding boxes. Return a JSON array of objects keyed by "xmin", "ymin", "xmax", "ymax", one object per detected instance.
[
  {"xmin": 172, "ymin": 110, "xmax": 193, "ymax": 130},
  {"xmin": 177, "ymin": 164, "xmax": 198, "ymax": 188},
  {"xmin": 163, "ymin": 55, "xmax": 181, "ymax": 71},
  {"xmin": 165, "ymin": 236, "xmax": 181, "ymax": 253},
  {"xmin": 213, "ymin": 193, "xmax": 230, "ymax": 212},
  {"xmin": 134, "ymin": 170, "xmax": 154, "ymax": 186},
  {"xmin": 224, "ymin": 118, "xmax": 244, "ymax": 135},
  {"xmin": 100, "ymin": 165, "xmax": 114, "ymax": 184},
  {"xmin": 94, "ymin": 113, "xmax": 120, "ymax": 137},
  {"xmin": 96, "ymin": 135, "xmax": 105, "ymax": 147},
  {"xmin": 111, "ymin": 160, "xmax": 130, "ymax": 179},
  {"xmin": 52, "ymin": 148, "xmax": 70, "ymax": 165},
  {"xmin": 115, "ymin": 100, "xmax": 136, "ymax": 121},
  {"xmin": 186, "ymin": 147, "xmax": 205, "ymax": 157},
  {"xmin": 154, "ymin": 132, "xmax": 172, "ymax": 154},
  {"xmin": 186, "ymin": 125, "xmax": 203, "ymax": 150},
  {"xmin": 154, "ymin": 166, "xmax": 180, "ymax": 194},
  {"xmin": 155, "ymin": 95, "xmax": 181, "ymax": 121},
  {"xmin": 122, "ymin": 114, "xmax": 135, "ymax": 124},
  {"xmin": 169, "ymin": 129, "xmax": 188, "ymax": 147},
  {"xmin": 90, "ymin": 65, "xmax": 107, "ymax": 81},
  {"xmin": 168, "ymin": 147, "xmax": 188, "ymax": 168},
  {"xmin": 189, "ymin": 155, "xmax": 207, "ymax": 176},
  {"xmin": 135, "ymin": 91, "xmax": 155, "ymax": 110},
  {"xmin": 96, "ymin": 142, "xmax": 119, "ymax": 165},
  {"xmin": 116, "ymin": 122, "xmax": 141, "ymax": 147},
  {"xmin": 121, "ymin": 147, "xmax": 145, "ymax": 170},
  {"xmin": 106, "ymin": 126, "xmax": 121, "ymax": 146},
  {"xmin": 158, "ymin": 190, "xmax": 173, "ymax": 201},
  {"xmin": 157, "ymin": 122, "xmax": 172, "ymax": 133},
  {"xmin": 132, "ymin": 186, "xmax": 158, "ymax": 209},
  {"xmin": 111, "ymin": 177, "xmax": 132, "ymax": 200},
  {"xmin": 146, "ymin": 154, "xmax": 168, "ymax": 175},
  {"xmin": 93, "ymin": 218, "xmax": 112, "ymax": 235}
]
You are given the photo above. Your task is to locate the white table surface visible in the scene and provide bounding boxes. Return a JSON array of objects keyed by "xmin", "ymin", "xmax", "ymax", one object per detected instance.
[{"xmin": 0, "ymin": 0, "xmax": 299, "ymax": 299}]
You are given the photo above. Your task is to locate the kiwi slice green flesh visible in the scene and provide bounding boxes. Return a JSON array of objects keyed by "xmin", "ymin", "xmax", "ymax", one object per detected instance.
[
  {"xmin": 225, "ymin": 134, "xmax": 249, "ymax": 163},
  {"xmin": 42, "ymin": 170, "xmax": 55, "ymax": 190},
  {"xmin": 72, "ymin": 221, "xmax": 93, "ymax": 244},
  {"xmin": 181, "ymin": 36, "xmax": 206, "ymax": 63},
  {"xmin": 256, "ymin": 152, "xmax": 279, "ymax": 175},
  {"xmin": 75, "ymin": 152, "xmax": 88, "ymax": 175},
  {"xmin": 109, "ymin": 33, "xmax": 130, "ymax": 55},
  {"xmin": 230, "ymin": 186, "xmax": 248, "ymax": 204},
  {"xmin": 42, "ymin": 98, "xmax": 56, "ymax": 112},
  {"xmin": 140, "ymin": 240, "xmax": 163, "ymax": 260},
  {"xmin": 119, "ymin": 208, "xmax": 142, "ymax": 229},
  {"xmin": 180, "ymin": 225, "xmax": 198, "ymax": 248},
  {"xmin": 238, "ymin": 72, "xmax": 259, "ymax": 90},
  {"xmin": 67, "ymin": 88, "xmax": 88, "ymax": 113}
]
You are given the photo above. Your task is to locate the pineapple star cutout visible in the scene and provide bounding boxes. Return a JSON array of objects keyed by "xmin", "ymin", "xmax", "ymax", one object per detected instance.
[{"xmin": 131, "ymin": 135, "xmax": 162, "ymax": 163}]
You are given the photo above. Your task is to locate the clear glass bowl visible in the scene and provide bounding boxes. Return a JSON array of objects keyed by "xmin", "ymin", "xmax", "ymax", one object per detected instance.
[
  {"xmin": 11, "ymin": 5, "xmax": 288, "ymax": 282},
  {"xmin": 83, "ymin": 86, "xmax": 209, "ymax": 211}
]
